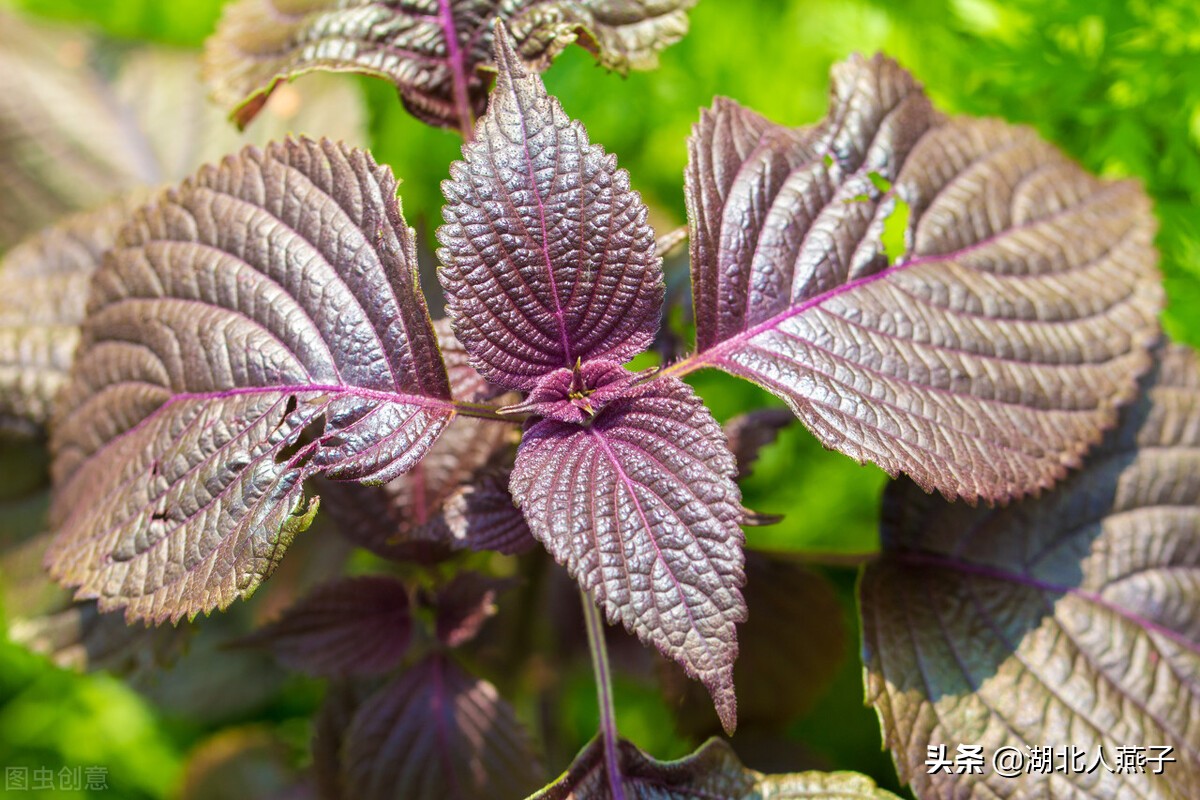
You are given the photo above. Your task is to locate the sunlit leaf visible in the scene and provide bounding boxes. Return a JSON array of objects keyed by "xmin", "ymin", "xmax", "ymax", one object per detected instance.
[
  {"xmin": 861, "ymin": 342, "xmax": 1200, "ymax": 799},
  {"xmin": 236, "ymin": 575, "xmax": 412, "ymax": 677},
  {"xmin": 47, "ymin": 138, "xmax": 455, "ymax": 624},
  {"xmin": 204, "ymin": 0, "xmax": 695, "ymax": 132},
  {"xmin": 438, "ymin": 24, "xmax": 663, "ymax": 390},
  {"xmin": 342, "ymin": 653, "xmax": 543, "ymax": 800},
  {"xmin": 682, "ymin": 54, "xmax": 1162, "ymax": 502},
  {"xmin": 0, "ymin": 21, "xmax": 365, "ymax": 439},
  {"xmin": 509, "ymin": 375, "xmax": 745, "ymax": 733},
  {"xmin": 529, "ymin": 736, "xmax": 901, "ymax": 799}
]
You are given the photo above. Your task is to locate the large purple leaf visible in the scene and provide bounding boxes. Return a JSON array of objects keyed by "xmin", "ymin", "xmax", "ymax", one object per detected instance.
[
  {"xmin": 0, "ymin": 26, "xmax": 364, "ymax": 439},
  {"xmin": 204, "ymin": 0, "xmax": 695, "ymax": 133},
  {"xmin": 681, "ymin": 55, "xmax": 1163, "ymax": 502},
  {"xmin": 509, "ymin": 375, "xmax": 745, "ymax": 733},
  {"xmin": 236, "ymin": 575, "xmax": 412, "ymax": 677},
  {"xmin": 46, "ymin": 138, "xmax": 455, "ymax": 624},
  {"xmin": 340, "ymin": 653, "xmax": 543, "ymax": 799},
  {"xmin": 438, "ymin": 25, "xmax": 663, "ymax": 390},
  {"xmin": 861, "ymin": 342, "xmax": 1200, "ymax": 799},
  {"xmin": 531, "ymin": 736, "xmax": 901, "ymax": 799}
]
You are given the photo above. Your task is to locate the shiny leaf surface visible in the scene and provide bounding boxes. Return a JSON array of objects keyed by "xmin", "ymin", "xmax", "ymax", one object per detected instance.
[
  {"xmin": 510, "ymin": 375, "xmax": 745, "ymax": 733},
  {"xmin": 683, "ymin": 55, "xmax": 1162, "ymax": 501},
  {"xmin": 47, "ymin": 138, "xmax": 454, "ymax": 623},
  {"xmin": 438, "ymin": 25, "xmax": 663, "ymax": 389},
  {"xmin": 861, "ymin": 342, "xmax": 1200, "ymax": 799}
]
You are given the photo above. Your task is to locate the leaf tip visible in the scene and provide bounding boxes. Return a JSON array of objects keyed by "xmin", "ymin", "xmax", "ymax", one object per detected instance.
[{"xmin": 705, "ymin": 667, "xmax": 738, "ymax": 736}]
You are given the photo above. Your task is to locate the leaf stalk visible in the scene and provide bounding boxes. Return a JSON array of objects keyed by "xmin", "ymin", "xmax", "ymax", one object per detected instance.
[{"xmin": 581, "ymin": 589, "xmax": 625, "ymax": 800}]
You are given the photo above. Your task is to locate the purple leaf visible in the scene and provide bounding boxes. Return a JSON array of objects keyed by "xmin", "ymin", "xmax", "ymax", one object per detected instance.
[
  {"xmin": 682, "ymin": 55, "xmax": 1162, "ymax": 502},
  {"xmin": 236, "ymin": 575, "xmax": 412, "ymax": 677},
  {"xmin": 509, "ymin": 375, "xmax": 745, "ymax": 733},
  {"xmin": 503, "ymin": 360, "xmax": 648, "ymax": 423},
  {"xmin": 529, "ymin": 736, "xmax": 901, "ymax": 799},
  {"xmin": 861, "ymin": 342, "xmax": 1200, "ymax": 799},
  {"xmin": 439, "ymin": 467, "xmax": 537, "ymax": 555},
  {"xmin": 46, "ymin": 138, "xmax": 455, "ymax": 624},
  {"xmin": 0, "ymin": 26, "xmax": 364, "ymax": 438},
  {"xmin": 204, "ymin": 0, "xmax": 695, "ymax": 133},
  {"xmin": 341, "ymin": 653, "xmax": 543, "ymax": 800},
  {"xmin": 435, "ymin": 317, "xmax": 505, "ymax": 403},
  {"xmin": 438, "ymin": 25, "xmax": 664, "ymax": 390},
  {"xmin": 433, "ymin": 572, "xmax": 512, "ymax": 648},
  {"xmin": 321, "ymin": 413, "xmax": 528, "ymax": 559}
]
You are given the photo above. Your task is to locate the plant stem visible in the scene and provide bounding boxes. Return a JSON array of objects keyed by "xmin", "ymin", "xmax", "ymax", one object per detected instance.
[
  {"xmin": 436, "ymin": 0, "xmax": 475, "ymax": 141},
  {"xmin": 450, "ymin": 400, "xmax": 522, "ymax": 423},
  {"xmin": 580, "ymin": 589, "xmax": 625, "ymax": 800}
]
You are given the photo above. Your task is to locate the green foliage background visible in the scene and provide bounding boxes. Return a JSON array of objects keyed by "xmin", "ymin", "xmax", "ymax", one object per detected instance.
[{"xmin": 0, "ymin": 0, "xmax": 1197, "ymax": 797}]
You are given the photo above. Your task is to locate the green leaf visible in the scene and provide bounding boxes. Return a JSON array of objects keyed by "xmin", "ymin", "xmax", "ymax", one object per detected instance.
[{"xmin": 861, "ymin": 342, "xmax": 1200, "ymax": 798}]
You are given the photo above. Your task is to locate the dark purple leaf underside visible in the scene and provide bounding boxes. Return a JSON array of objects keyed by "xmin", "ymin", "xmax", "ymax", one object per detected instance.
[
  {"xmin": 47, "ymin": 138, "xmax": 454, "ymax": 624},
  {"xmin": 509, "ymin": 376, "xmax": 745, "ymax": 733},
  {"xmin": 861, "ymin": 342, "xmax": 1200, "ymax": 799},
  {"xmin": 341, "ymin": 654, "xmax": 543, "ymax": 800},
  {"xmin": 685, "ymin": 55, "xmax": 1162, "ymax": 501},
  {"xmin": 531, "ymin": 736, "xmax": 902, "ymax": 799},
  {"xmin": 438, "ymin": 25, "xmax": 663, "ymax": 390},
  {"xmin": 204, "ymin": 0, "xmax": 696, "ymax": 132},
  {"xmin": 321, "ymin": 413, "xmax": 529, "ymax": 559},
  {"xmin": 237, "ymin": 575, "xmax": 412, "ymax": 677},
  {"xmin": 434, "ymin": 571, "xmax": 510, "ymax": 648}
]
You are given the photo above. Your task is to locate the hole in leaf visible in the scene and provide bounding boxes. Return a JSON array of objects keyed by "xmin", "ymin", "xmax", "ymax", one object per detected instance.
[
  {"xmin": 275, "ymin": 413, "xmax": 326, "ymax": 466},
  {"xmin": 271, "ymin": 395, "xmax": 300, "ymax": 438},
  {"xmin": 867, "ymin": 171, "xmax": 892, "ymax": 193},
  {"xmin": 881, "ymin": 196, "xmax": 911, "ymax": 266}
]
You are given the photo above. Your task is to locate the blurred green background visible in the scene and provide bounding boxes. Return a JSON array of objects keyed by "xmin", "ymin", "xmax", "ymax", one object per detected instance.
[{"xmin": 1, "ymin": 0, "xmax": 1198, "ymax": 797}]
